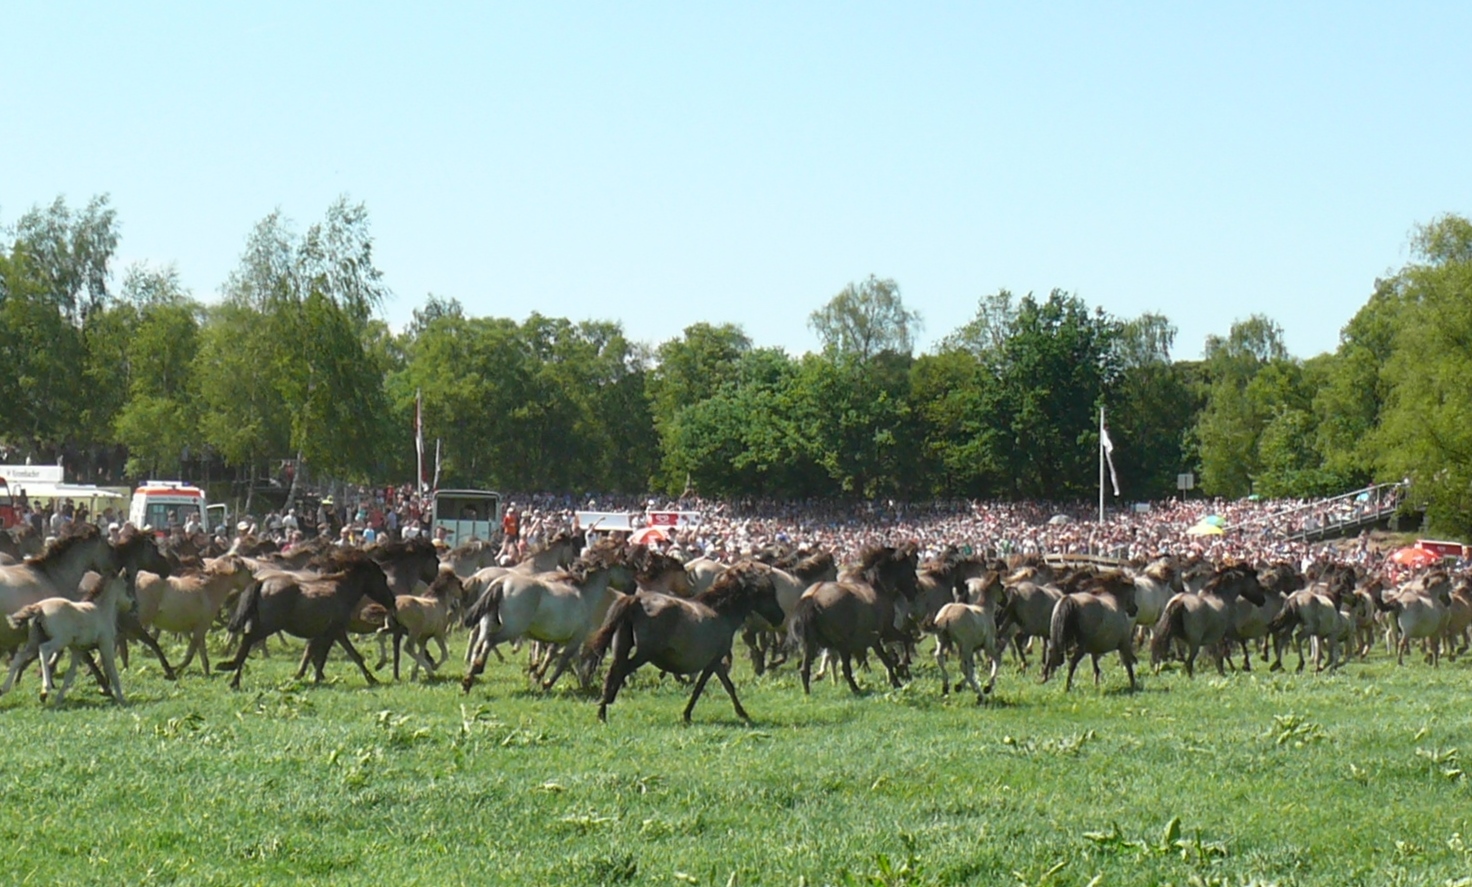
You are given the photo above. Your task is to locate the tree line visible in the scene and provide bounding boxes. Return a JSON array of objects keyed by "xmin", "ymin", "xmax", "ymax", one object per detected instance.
[{"xmin": 3, "ymin": 197, "xmax": 1470, "ymax": 533}]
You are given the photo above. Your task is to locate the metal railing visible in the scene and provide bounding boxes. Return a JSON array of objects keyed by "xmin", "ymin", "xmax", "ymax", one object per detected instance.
[{"xmin": 1225, "ymin": 481, "xmax": 1406, "ymax": 539}]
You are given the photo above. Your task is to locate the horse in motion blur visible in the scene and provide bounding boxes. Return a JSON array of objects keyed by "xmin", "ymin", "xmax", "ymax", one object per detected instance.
[
  {"xmin": 590, "ymin": 562, "xmax": 784, "ymax": 723},
  {"xmin": 1043, "ymin": 571, "xmax": 1140, "ymax": 692},
  {"xmin": 788, "ymin": 543, "xmax": 920, "ymax": 695}
]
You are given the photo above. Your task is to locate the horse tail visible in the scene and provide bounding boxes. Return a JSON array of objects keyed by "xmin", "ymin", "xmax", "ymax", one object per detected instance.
[
  {"xmin": 1046, "ymin": 596, "xmax": 1079, "ymax": 674},
  {"xmin": 786, "ymin": 594, "xmax": 821, "ymax": 653},
  {"xmin": 1266, "ymin": 597, "xmax": 1300, "ymax": 636},
  {"xmin": 1151, "ymin": 596, "xmax": 1186, "ymax": 664},
  {"xmin": 7, "ymin": 603, "xmax": 44, "ymax": 634},
  {"xmin": 227, "ymin": 580, "xmax": 262, "ymax": 634},
  {"xmin": 461, "ymin": 576, "xmax": 505, "ymax": 629},
  {"xmin": 586, "ymin": 592, "xmax": 640, "ymax": 670}
]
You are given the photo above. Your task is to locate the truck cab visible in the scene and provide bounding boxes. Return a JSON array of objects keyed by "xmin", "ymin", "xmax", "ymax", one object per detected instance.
[{"xmin": 129, "ymin": 481, "xmax": 208, "ymax": 536}]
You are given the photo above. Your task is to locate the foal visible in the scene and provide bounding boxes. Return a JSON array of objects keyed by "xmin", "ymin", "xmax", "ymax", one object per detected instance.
[
  {"xmin": 1, "ymin": 570, "xmax": 131, "ymax": 706},
  {"xmin": 383, "ymin": 568, "xmax": 465, "ymax": 681},
  {"xmin": 932, "ymin": 572, "xmax": 1006, "ymax": 702}
]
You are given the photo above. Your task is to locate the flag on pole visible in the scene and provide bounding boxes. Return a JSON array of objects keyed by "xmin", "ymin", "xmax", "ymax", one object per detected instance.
[
  {"xmin": 432, "ymin": 438, "xmax": 442, "ymax": 491},
  {"xmin": 1100, "ymin": 416, "xmax": 1121, "ymax": 497},
  {"xmin": 415, "ymin": 389, "xmax": 425, "ymax": 493}
]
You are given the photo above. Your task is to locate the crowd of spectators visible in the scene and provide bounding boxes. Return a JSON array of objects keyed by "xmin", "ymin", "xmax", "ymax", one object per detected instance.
[{"xmin": 9, "ymin": 481, "xmax": 1438, "ymax": 579}]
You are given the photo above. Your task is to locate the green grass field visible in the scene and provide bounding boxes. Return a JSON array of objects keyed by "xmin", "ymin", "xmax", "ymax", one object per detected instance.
[{"xmin": 1, "ymin": 638, "xmax": 1469, "ymax": 886}]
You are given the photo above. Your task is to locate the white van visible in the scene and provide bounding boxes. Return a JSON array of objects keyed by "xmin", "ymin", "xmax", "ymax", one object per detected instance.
[{"xmin": 128, "ymin": 481, "xmax": 207, "ymax": 535}]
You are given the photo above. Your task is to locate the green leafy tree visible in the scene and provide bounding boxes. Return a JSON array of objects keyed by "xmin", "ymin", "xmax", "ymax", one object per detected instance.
[
  {"xmin": 1372, "ymin": 214, "xmax": 1472, "ymax": 534},
  {"xmin": 808, "ymin": 275, "xmax": 922, "ymax": 361}
]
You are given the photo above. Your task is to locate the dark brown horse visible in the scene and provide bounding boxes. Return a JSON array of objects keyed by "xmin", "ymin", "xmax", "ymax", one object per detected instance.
[
  {"xmin": 216, "ymin": 549, "xmax": 397, "ymax": 689},
  {"xmin": 590, "ymin": 562, "xmax": 784, "ymax": 723},
  {"xmin": 787, "ymin": 543, "xmax": 920, "ymax": 695},
  {"xmin": 370, "ymin": 536, "xmax": 442, "ymax": 596}
]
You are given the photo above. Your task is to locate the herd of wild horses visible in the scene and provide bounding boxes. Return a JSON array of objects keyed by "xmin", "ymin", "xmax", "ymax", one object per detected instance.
[{"xmin": 0, "ymin": 522, "xmax": 1468, "ymax": 720}]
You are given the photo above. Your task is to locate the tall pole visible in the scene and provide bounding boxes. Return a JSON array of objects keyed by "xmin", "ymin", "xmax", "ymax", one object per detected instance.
[{"xmin": 1098, "ymin": 405, "xmax": 1106, "ymax": 524}]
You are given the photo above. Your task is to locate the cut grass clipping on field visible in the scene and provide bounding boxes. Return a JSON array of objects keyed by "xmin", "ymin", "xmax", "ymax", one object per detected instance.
[{"xmin": 1, "ymin": 638, "xmax": 1470, "ymax": 886}]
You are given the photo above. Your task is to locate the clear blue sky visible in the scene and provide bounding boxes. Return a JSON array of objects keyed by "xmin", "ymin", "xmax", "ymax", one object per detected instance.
[{"xmin": 3, "ymin": 3, "xmax": 1469, "ymax": 359}]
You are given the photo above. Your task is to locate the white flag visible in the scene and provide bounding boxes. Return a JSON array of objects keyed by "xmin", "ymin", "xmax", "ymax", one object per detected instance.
[{"xmin": 1101, "ymin": 421, "xmax": 1121, "ymax": 496}]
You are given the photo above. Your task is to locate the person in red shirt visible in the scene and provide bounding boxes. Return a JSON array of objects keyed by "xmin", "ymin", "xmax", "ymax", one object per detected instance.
[{"xmin": 499, "ymin": 506, "xmax": 521, "ymax": 560}]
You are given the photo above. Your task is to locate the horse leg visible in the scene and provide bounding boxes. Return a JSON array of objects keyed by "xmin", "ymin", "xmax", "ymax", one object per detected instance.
[
  {"xmin": 1, "ymin": 643, "xmax": 41, "ymax": 696},
  {"xmin": 934, "ymin": 635, "xmax": 951, "ymax": 695},
  {"xmin": 984, "ymin": 641, "xmax": 1001, "ymax": 697},
  {"xmin": 960, "ymin": 645, "xmax": 982, "ymax": 701},
  {"xmin": 1184, "ymin": 643, "xmax": 1197, "ymax": 679},
  {"xmin": 175, "ymin": 634, "xmax": 198, "ymax": 675},
  {"xmin": 712, "ymin": 663, "xmax": 751, "ymax": 722},
  {"xmin": 841, "ymin": 654, "xmax": 863, "ymax": 695},
  {"xmin": 78, "ymin": 651, "xmax": 113, "ymax": 698},
  {"xmin": 872, "ymin": 643, "xmax": 904, "ymax": 689},
  {"xmin": 799, "ymin": 641, "xmax": 814, "ymax": 695},
  {"xmin": 541, "ymin": 642, "xmax": 580, "ymax": 691},
  {"xmin": 681, "ymin": 665, "xmax": 717, "ymax": 723},
  {"xmin": 99, "ymin": 642, "xmax": 125, "ymax": 706},
  {"xmin": 1063, "ymin": 649, "xmax": 1085, "ymax": 692},
  {"xmin": 1120, "ymin": 644, "xmax": 1139, "ymax": 692},
  {"xmin": 333, "ymin": 632, "xmax": 378, "ymax": 685},
  {"xmin": 292, "ymin": 642, "xmax": 316, "ymax": 680},
  {"xmin": 742, "ymin": 628, "xmax": 765, "ymax": 676},
  {"xmin": 1211, "ymin": 642, "xmax": 1226, "ymax": 677},
  {"xmin": 1091, "ymin": 654, "xmax": 1103, "ymax": 686},
  {"xmin": 120, "ymin": 613, "xmax": 176, "ymax": 681},
  {"xmin": 38, "ymin": 639, "xmax": 63, "ymax": 703},
  {"xmin": 54, "ymin": 651, "xmax": 82, "ymax": 706},
  {"xmin": 597, "ymin": 619, "xmax": 639, "ymax": 722},
  {"xmin": 1012, "ymin": 634, "xmax": 1029, "ymax": 672},
  {"xmin": 461, "ymin": 621, "xmax": 498, "ymax": 693}
]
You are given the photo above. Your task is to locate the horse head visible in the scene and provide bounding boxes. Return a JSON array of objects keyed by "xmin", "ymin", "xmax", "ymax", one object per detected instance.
[{"xmin": 115, "ymin": 528, "xmax": 174, "ymax": 579}]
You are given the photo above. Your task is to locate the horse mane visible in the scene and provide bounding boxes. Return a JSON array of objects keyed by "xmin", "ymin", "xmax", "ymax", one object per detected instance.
[
  {"xmin": 25, "ymin": 522, "xmax": 103, "ymax": 566},
  {"xmin": 697, "ymin": 562, "xmax": 774, "ymax": 610},
  {"xmin": 79, "ymin": 570, "xmax": 126, "ymax": 602},
  {"xmin": 447, "ymin": 538, "xmax": 488, "ymax": 558},
  {"xmin": 853, "ymin": 545, "xmax": 896, "ymax": 576},
  {"xmin": 370, "ymin": 535, "xmax": 435, "ymax": 560},
  {"xmin": 562, "ymin": 540, "xmax": 625, "ymax": 582},
  {"xmin": 790, "ymin": 551, "xmax": 835, "ymax": 584},
  {"xmin": 310, "ymin": 546, "xmax": 375, "ymax": 573},
  {"xmin": 630, "ymin": 546, "xmax": 684, "ymax": 584},
  {"xmin": 1144, "ymin": 560, "xmax": 1176, "ymax": 583},
  {"xmin": 425, "ymin": 567, "xmax": 462, "ymax": 599}
]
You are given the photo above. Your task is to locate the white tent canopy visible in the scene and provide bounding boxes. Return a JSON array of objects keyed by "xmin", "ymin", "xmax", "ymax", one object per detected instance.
[{"xmin": 9, "ymin": 481, "xmax": 126, "ymax": 501}]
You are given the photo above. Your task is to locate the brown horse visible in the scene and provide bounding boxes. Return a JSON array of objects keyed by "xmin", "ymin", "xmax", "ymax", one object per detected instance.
[
  {"xmin": 590, "ymin": 562, "xmax": 784, "ymax": 723},
  {"xmin": 370, "ymin": 536, "xmax": 442, "ymax": 597},
  {"xmin": 216, "ymin": 549, "xmax": 397, "ymax": 689},
  {"xmin": 1150, "ymin": 564, "xmax": 1267, "ymax": 677},
  {"xmin": 741, "ymin": 550, "xmax": 837, "ymax": 675},
  {"xmin": 788, "ymin": 543, "xmax": 920, "ymax": 695},
  {"xmin": 1043, "ymin": 572, "xmax": 1140, "ymax": 692}
]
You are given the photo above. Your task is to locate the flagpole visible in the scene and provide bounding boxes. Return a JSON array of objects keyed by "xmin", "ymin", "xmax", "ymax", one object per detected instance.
[{"xmin": 1098, "ymin": 405, "xmax": 1106, "ymax": 524}]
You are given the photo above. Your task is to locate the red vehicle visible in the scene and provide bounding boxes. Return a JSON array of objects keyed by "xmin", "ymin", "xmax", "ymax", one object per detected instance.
[{"xmin": 0, "ymin": 477, "xmax": 16, "ymax": 529}]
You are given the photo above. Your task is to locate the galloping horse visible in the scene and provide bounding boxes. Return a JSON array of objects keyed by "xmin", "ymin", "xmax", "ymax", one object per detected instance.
[
  {"xmin": 932, "ymin": 571, "xmax": 1006, "ymax": 702},
  {"xmin": 741, "ymin": 551, "xmax": 837, "ymax": 675},
  {"xmin": 590, "ymin": 562, "xmax": 784, "ymax": 723},
  {"xmin": 1043, "ymin": 572, "xmax": 1140, "ymax": 692},
  {"xmin": 1150, "ymin": 564, "xmax": 1267, "ymax": 677},
  {"xmin": 788, "ymin": 543, "xmax": 920, "ymax": 695},
  {"xmin": 216, "ymin": 549, "xmax": 397, "ymax": 689},
  {"xmin": 460, "ymin": 545, "xmax": 635, "ymax": 693}
]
